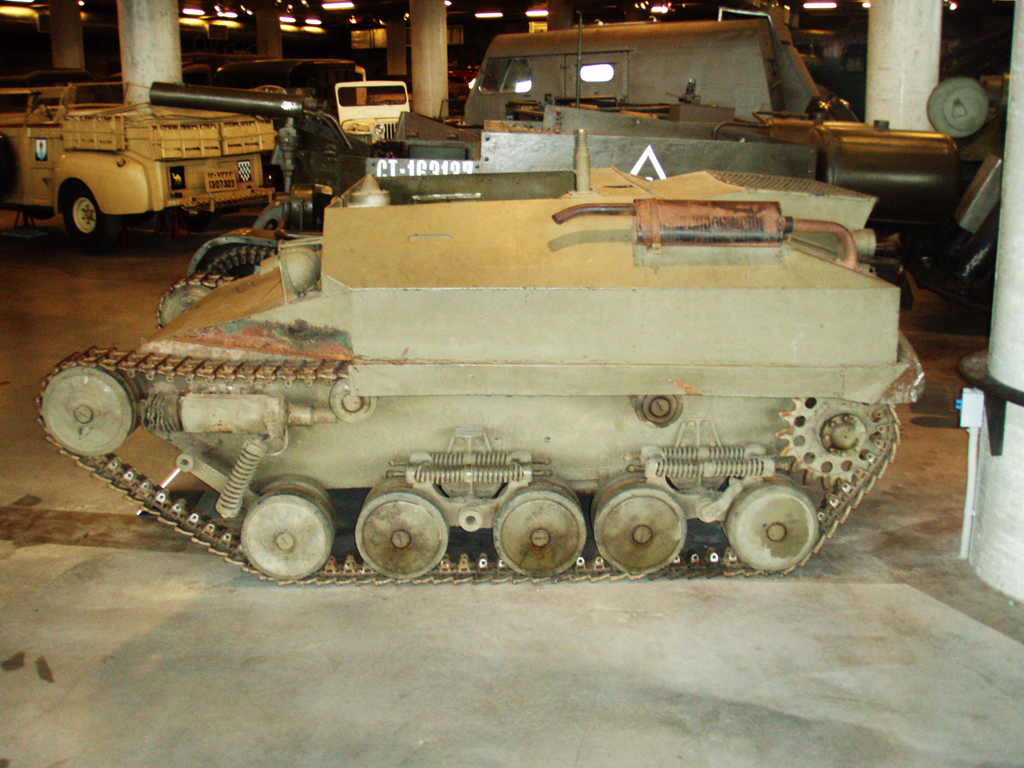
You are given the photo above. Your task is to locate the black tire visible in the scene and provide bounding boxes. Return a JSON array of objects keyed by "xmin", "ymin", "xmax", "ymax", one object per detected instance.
[
  {"xmin": 180, "ymin": 209, "xmax": 222, "ymax": 233},
  {"xmin": 60, "ymin": 180, "xmax": 122, "ymax": 251},
  {"xmin": 0, "ymin": 134, "xmax": 15, "ymax": 198}
]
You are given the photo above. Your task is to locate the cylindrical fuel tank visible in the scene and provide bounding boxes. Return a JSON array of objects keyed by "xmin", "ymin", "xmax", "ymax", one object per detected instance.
[{"xmin": 766, "ymin": 119, "xmax": 960, "ymax": 225}]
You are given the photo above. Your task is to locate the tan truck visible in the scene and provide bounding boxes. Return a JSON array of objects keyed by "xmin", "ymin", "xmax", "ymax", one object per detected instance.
[{"xmin": 0, "ymin": 82, "xmax": 275, "ymax": 250}]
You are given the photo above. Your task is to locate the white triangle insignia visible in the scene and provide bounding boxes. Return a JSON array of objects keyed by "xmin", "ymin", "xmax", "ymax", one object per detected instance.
[{"xmin": 629, "ymin": 145, "xmax": 667, "ymax": 180}]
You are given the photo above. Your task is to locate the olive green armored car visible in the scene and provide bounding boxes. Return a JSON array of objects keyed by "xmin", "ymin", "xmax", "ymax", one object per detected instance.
[{"xmin": 39, "ymin": 167, "xmax": 922, "ymax": 584}]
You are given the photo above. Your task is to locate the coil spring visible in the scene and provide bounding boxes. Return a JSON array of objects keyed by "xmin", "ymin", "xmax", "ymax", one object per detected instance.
[
  {"xmin": 662, "ymin": 445, "xmax": 748, "ymax": 461},
  {"xmin": 413, "ymin": 464, "xmax": 525, "ymax": 485},
  {"xmin": 652, "ymin": 456, "xmax": 771, "ymax": 480},
  {"xmin": 215, "ymin": 436, "xmax": 268, "ymax": 519},
  {"xmin": 426, "ymin": 452, "xmax": 516, "ymax": 468}
]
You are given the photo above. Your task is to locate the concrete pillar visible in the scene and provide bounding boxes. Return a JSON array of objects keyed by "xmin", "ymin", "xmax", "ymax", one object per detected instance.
[
  {"xmin": 409, "ymin": 0, "xmax": 447, "ymax": 118},
  {"xmin": 386, "ymin": 20, "xmax": 407, "ymax": 77},
  {"xmin": 50, "ymin": 0, "xmax": 85, "ymax": 70},
  {"xmin": 547, "ymin": 0, "xmax": 574, "ymax": 32},
  {"xmin": 256, "ymin": 9, "xmax": 283, "ymax": 59},
  {"xmin": 865, "ymin": 0, "xmax": 941, "ymax": 130},
  {"xmin": 116, "ymin": 0, "xmax": 182, "ymax": 105},
  {"xmin": 971, "ymin": 5, "xmax": 1024, "ymax": 601}
]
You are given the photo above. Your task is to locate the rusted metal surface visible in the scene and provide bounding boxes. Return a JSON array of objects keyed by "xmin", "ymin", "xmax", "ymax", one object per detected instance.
[
  {"xmin": 789, "ymin": 218, "xmax": 859, "ymax": 270},
  {"xmin": 168, "ymin": 319, "xmax": 355, "ymax": 362},
  {"xmin": 551, "ymin": 199, "xmax": 861, "ymax": 265},
  {"xmin": 553, "ymin": 199, "xmax": 786, "ymax": 248},
  {"xmin": 633, "ymin": 200, "xmax": 785, "ymax": 248}
]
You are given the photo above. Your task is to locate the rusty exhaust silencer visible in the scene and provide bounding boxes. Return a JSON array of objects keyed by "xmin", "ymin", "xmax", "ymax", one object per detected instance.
[{"xmin": 552, "ymin": 200, "xmax": 859, "ymax": 269}]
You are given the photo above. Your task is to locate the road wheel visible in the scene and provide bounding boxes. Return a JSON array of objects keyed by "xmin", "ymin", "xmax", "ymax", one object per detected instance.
[{"xmin": 61, "ymin": 181, "xmax": 122, "ymax": 251}]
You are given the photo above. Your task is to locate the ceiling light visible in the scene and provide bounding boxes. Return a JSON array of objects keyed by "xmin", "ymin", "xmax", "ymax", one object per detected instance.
[
  {"xmin": 802, "ymin": 1, "xmax": 836, "ymax": 7},
  {"xmin": 475, "ymin": 11, "xmax": 503, "ymax": 17},
  {"xmin": 217, "ymin": 9, "xmax": 237, "ymax": 17},
  {"xmin": 861, "ymin": 1, "xmax": 870, "ymax": 6},
  {"xmin": 305, "ymin": 15, "xmax": 320, "ymax": 23},
  {"xmin": 4, "ymin": 0, "xmax": 36, "ymax": 4},
  {"xmin": 321, "ymin": 1, "xmax": 353, "ymax": 8},
  {"xmin": 181, "ymin": 7, "xmax": 205, "ymax": 15},
  {"xmin": 651, "ymin": 4, "xmax": 669, "ymax": 12},
  {"xmin": 525, "ymin": 8, "xmax": 547, "ymax": 16},
  {"xmin": 948, "ymin": 1, "xmax": 957, "ymax": 8},
  {"xmin": 280, "ymin": 14, "xmax": 295, "ymax": 21}
]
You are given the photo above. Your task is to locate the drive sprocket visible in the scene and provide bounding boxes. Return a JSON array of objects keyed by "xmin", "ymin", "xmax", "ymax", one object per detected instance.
[{"xmin": 778, "ymin": 397, "xmax": 897, "ymax": 489}]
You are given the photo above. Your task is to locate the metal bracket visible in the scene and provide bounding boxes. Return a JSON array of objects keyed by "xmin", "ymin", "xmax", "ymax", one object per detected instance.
[{"xmin": 958, "ymin": 350, "xmax": 1024, "ymax": 457}]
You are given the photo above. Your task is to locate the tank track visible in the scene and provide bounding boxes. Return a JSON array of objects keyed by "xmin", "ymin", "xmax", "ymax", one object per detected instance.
[
  {"xmin": 37, "ymin": 346, "xmax": 900, "ymax": 586},
  {"xmin": 157, "ymin": 244, "xmax": 277, "ymax": 328}
]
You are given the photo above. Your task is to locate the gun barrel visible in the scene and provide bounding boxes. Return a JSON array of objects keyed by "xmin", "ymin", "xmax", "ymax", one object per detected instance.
[{"xmin": 149, "ymin": 82, "xmax": 318, "ymax": 118}]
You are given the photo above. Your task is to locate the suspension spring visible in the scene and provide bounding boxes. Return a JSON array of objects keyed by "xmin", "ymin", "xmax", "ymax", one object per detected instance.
[
  {"xmin": 652, "ymin": 456, "xmax": 773, "ymax": 480},
  {"xmin": 215, "ymin": 436, "xmax": 268, "ymax": 519},
  {"xmin": 412, "ymin": 464, "xmax": 525, "ymax": 485},
  {"xmin": 662, "ymin": 445, "xmax": 748, "ymax": 461},
  {"xmin": 425, "ymin": 452, "xmax": 516, "ymax": 467}
]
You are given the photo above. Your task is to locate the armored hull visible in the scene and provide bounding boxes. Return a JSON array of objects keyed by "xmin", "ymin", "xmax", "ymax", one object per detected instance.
[{"xmin": 40, "ymin": 169, "xmax": 921, "ymax": 583}]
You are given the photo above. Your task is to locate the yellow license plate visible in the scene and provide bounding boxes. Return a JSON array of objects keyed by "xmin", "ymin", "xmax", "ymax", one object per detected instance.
[{"xmin": 205, "ymin": 169, "xmax": 237, "ymax": 193}]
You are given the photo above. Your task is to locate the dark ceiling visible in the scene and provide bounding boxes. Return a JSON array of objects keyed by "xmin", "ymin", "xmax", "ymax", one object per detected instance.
[
  {"xmin": 48, "ymin": 0, "xmax": 1019, "ymax": 30},
  {"xmin": 0, "ymin": 0, "xmax": 1013, "ymax": 79}
]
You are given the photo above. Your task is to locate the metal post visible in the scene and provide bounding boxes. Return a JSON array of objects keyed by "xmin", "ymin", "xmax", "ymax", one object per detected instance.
[
  {"xmin": 410, "ymin": 0, "xmax": 448, "ymax": 119},
  {"xmin": 575, "ymin": 12, "xmax": 583, "ymax": 109},
  {"xmin": 116, "ymin": 0, "xmax": 182, "ymax": 105},
  {"xmin": 865, "ymin": 0, "xmax": 941, "ymax": 130},
  {"xmin": 971, "ymin": 4, "xmax": 1024, "ymax": 600}
]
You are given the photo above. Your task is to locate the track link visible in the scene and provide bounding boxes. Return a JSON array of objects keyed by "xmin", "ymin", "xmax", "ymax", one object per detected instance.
[{"xmin": 37, "ymin": 347, "xmax": 900, "ymax": 586}]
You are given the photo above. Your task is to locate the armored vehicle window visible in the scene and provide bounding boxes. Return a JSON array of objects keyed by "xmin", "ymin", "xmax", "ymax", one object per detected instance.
[
  {"xmin": 579, "ymin": 63, "xmax": 615, "ymax": 83},
  {"xmin": 505, "ymin": 58, "xmax": 533, "ymax": 93},
  {"xmin": 478, "ymin": 58, "xmax": 532, "ymax": 94}
]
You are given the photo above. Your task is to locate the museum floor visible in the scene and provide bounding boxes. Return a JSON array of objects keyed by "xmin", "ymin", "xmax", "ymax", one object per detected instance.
[{"xmin": 1, "ymin": 210, "xmax": 1023, "ymax": 768}]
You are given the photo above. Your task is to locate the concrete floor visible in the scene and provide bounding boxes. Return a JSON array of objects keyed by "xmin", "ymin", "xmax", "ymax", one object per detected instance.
[{"xmin": 2, "ymin": 211, "xmax": 1024, "ymax": 768}]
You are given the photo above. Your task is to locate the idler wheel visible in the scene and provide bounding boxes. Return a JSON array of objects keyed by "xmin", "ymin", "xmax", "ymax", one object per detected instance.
[
  {"xmin": 241, "ymin": 485, "xmax": 335, "ymax": 581},
  {"xmin": 40, "ymin": 367, "xmax": 137, "ymax": 456},
  {"xmin": 724, "ymin": 481, "xmax": 819, "ymax": 572},
  {"xmin": 355, "ymin": 485, "xmax": 449, "ymax": 580},
  {"xmin": 592, "ymin": 477, "xmax": 686, "ymax": 575},
  {"xmin": 493, "ymin": 482, "xmax": 586, "ymax": 578}
]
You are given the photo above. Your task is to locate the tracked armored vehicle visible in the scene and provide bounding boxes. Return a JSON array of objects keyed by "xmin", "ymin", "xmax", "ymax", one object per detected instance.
[{"xmin": 39, "ymin": 167, "xmax": 922, "ymax": 584}]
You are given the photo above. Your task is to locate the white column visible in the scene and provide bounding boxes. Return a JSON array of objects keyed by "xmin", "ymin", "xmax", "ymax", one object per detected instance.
[
  {"xmin": 409, "ymin": 0, "xmax": 447, "ymax": 119},
  {"xmin": 971, "ymin": 5, "xmax": 1024, "ymax": 601},
  {"xmin": 386, "ymin": 20, "xmax": 407, "ymax": 77},
  {"xmin": 50, "ymin": 0, "xmax": 85, "ymax": 70},
  {"xmin": 865, "ymin": 0, "xmax": 941, "ymax": 130},
  {"xmin": 256, "ymin": 9, "xmax": 283, "ymax": 59},
  {"xmin": 116, "ymin": 0, "xmax": 182, "ymax": 105}
]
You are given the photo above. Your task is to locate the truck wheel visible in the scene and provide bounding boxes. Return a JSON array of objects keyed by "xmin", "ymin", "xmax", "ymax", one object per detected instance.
[
  {"xmin": 0, "ymin": 134, "xmax": 15, "ymax": 197},
  {"xmin": 61, "ymin": 181, "xmax": 122, "ymax": 251}
]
